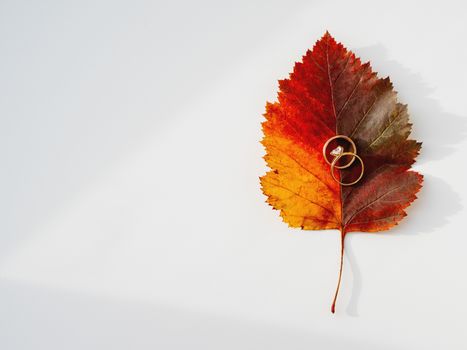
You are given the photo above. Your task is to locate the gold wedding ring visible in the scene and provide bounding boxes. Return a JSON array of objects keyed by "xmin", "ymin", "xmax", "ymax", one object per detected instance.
[
  {"xmin": 322, "ymin": 135, "xmax": 357, "ymax": 169},
  {"xmin": 330, "ymin": 152, "xmax": 365, "ymax": 186},
  {"xmin": 322, "ymin": 135, "xmax": 364, "ymax": 186}
]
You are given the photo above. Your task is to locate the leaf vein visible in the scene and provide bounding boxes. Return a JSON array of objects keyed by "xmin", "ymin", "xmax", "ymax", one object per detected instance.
[
  {"xmin": 267, "ymin": 144, "xmax": 336, "ymax": 195},
  {"xmin": 333, "ymin": 53, "xmax": 352, "ymax": 84},
  {"xmin": 344, "ymin": 184, "xmax": 405, "ymax": 227},
  {"xmin": 262, "ymin": 179, "xmax": 338, "ymax": 221},
  {"xmin": 336, "ymin": 66, "xmax": 368, "ymax": 119},
  {"xmin": 366, "ymin": 108, "xmax": 404, "ymax": 149},
  {"xmin": 348, "ymin": 213, "xmax": 402, "ymax": 226},
  {"xmin": 349, "ymin": 97, "xmax": 378, "ymax": 138}
]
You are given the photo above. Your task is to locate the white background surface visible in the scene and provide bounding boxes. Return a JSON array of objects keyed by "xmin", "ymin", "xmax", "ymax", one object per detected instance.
[{"xmin": 1, "ymin": 0, "xmax": 466, "ymax": 349}]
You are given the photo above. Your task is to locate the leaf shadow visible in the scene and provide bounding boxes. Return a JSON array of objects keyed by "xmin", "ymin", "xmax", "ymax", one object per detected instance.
[
  {"xmin": 344, "ymin": 235, "xmax": 362, "ymax": 317},
  {"xmin": 356, "ymin": 44, "xmax": 467, "ymax": 164},
  {"xmin": 343, "ymin": 44, "xmax": 466, "ymax": 317},
  {"xmin": 345, "ymin": 175, "xmax": 461, "ymax": 317}
]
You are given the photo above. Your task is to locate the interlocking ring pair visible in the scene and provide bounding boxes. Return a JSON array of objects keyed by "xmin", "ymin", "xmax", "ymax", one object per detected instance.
[{"xmin": 322, "ymin": 135, "xmax": 364, "ymax": 186}]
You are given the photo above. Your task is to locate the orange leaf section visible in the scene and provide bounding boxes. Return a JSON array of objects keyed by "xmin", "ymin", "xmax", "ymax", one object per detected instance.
[{"xmin": 261, "ymin": 127, "xmax": 340, "ymax": 229}]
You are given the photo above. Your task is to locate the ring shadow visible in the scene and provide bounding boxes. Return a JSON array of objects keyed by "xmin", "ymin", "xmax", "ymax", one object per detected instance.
[{"xmin": 343, "ymin": 44, "xmax": 466, "ymax": 317}]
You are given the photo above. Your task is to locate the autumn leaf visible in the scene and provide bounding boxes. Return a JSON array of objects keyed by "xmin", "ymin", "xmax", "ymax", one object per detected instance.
[{"xmin": 260, "ymin": 32, "xmax": 423, "ymax": 313}]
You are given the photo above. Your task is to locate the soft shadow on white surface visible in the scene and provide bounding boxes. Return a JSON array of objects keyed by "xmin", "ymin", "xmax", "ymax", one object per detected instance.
[
  {"xmin": 344, "ymin": 236, "xmax": 362, "ymax": 317},
  {"xmin": 345, "ymin": 175, "xmax": 461, "ymax": 316},
  {"xmin": 356, "ymin": 44, "xmax": 467, "ymax": 164},
  {"xmin": 0, "ymin": 0, "xmax": 310, "ymax": 259},
  {"xmin": 343, "ymin": 45, "xmax": 465, "ymax": 317},
  {"xmin": 392, "ymin": 175, "xmax": 462, "ymax": 236},
  {"xmin": 0, "ymin": 279, "xmax": 395, "ymax": 350},
  {"xmin": 344, "ymin": 176, "xmax": 462, "ymax": 317}
]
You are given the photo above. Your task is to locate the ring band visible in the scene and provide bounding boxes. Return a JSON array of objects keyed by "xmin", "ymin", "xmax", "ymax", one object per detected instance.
[
  {"xmin": 330, "ymin": 152, "xmax": 364, "ymax": 186},
  {"xmin": 322, "ymin": 135, "xmax": 357, "ymax": 169}
]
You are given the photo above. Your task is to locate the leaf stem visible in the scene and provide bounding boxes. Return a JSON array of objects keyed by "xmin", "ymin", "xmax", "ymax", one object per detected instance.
[{"xmin": 331, "ymin": 230, "xmax": 346, "ymax": 314}]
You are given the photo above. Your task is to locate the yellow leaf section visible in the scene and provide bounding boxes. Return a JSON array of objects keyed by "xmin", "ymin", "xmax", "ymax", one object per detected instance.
[{"xmin": 260, "ymin": 135, "xmax": 341, "ymax": 230}]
